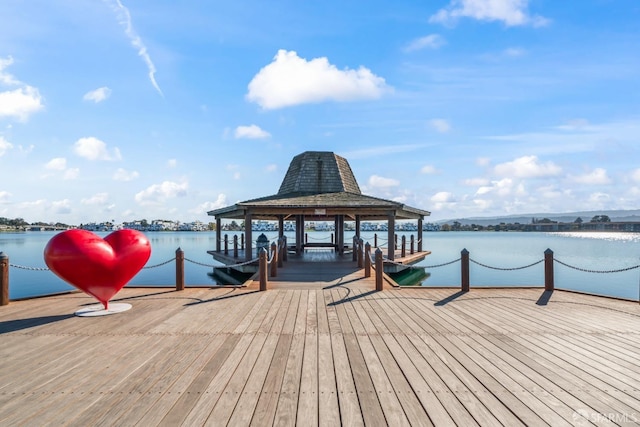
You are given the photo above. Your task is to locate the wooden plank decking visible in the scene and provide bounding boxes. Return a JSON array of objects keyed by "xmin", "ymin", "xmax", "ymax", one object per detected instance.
[{"xmin": 2, "ymin": 283, "xmax": 640, "ymax": 426}]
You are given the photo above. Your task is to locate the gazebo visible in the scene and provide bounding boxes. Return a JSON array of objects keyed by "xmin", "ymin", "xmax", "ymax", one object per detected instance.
[{"xmin": 207, "ymin": 151, "xmax": 430, "ymax": 262}]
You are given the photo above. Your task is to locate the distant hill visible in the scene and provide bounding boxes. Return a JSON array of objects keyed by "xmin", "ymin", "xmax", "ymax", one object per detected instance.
[{"xmin": 439, "ymin": 209, "xmax": 640, "ymax": 226}]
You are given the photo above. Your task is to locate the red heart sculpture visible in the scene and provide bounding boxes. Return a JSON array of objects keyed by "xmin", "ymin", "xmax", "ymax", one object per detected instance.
[{"xmin": 44, "ymin": 229, "xmax": 151, "ymax": 310}]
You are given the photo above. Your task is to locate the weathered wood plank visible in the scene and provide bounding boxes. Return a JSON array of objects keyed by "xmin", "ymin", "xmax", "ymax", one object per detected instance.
[
  {"xmin": 324, "ymin": 289, "xmax": 364, "ymax": 426},
  {"xmin": 331, "ymin": 290, "xmax": 387, "ymax": 427},
  {"xmin": 292, "ymin": 290, "xmax": 318, "ymax": 427},
  {"xmin": 2, "ymin": 283, "xmax": 640, "ymax": 427}
]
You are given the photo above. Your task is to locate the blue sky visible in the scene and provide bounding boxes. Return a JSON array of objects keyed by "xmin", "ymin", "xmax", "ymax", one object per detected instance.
[{"xmin": 1, "ymin": 0, "xmax": 639, "ymax": 224}]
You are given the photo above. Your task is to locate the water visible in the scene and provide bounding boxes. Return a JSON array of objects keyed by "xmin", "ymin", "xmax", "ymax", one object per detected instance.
[{"xmin": 2, "ymin": 230, "xmax": 639, "ymax": 300}]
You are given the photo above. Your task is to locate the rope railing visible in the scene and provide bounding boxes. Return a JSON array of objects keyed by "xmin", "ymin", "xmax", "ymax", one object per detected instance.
[
  {"xmin": 554, "ymin": 259, "xmax": 640, "ymax": 274},
  {"xmin": 422, "ymin": 258, "xmax": 461, "ymax": 269},
  {"xmin": 143, "ymin": 257, "xmax": 177, "ymax": 269},
  {"xmin": 3, "ymin": 247, "xmax": 640, "ymax": 305},
  {"xmin": 9, "ymin": 263, "xmax": 49, "ymax": 271},
  {"xmin": 306, "ymin": 234, "xmax": 332, "ymax": 241},
  {"xmin": 470, "ymin": 258, "xmax": 544, "ymax": 271}
]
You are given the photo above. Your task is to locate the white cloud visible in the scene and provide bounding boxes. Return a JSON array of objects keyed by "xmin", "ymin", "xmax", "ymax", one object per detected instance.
[
  {"xmin": 63, "ymin": 168, "xmax": 80, "ymax": 180},
  {"xmin": 0, "ymin": 56, "xmax": 44, "ymax": 122},
  {"xmin": 569, "ymin": 168, "xmax": 612, "ymax": 185},
  {"xmin": 246, "ymin": 49, "xmax": 390, "ymax": 109},
  {"xmin": 430, "ymin": 0, "xmax": 549, "ymax": 27},
  {"xmin": 431, "ymin": 192, "xmax": 456, "ymax": 203},
  {"xmin": 428, "ymin": 118, "xmax": 451, "ymax": 133},
  {"xmin": 493, "ymin": 155, "xmax": 561, "ymax": 178},
  {"xmin": 134, "ymin": 180, "xmax": 188, "ymax": 206},
  {"xmin": 45, "ymin": 157, "xmax": 67, "ymax": 171},
  {"xmin": 190, "ymin": 194, "xmax": 228, "ymax": 215},
  {"xmin": 0, "ymin": 191, "xmax": 11, "ymax": 203},
  {"xmin": 0, "ymin": 86, "xmax": 44, "ymax": 122},
  {"xmin": 475, "ymin": 178, "xmax": 520, "ymax": 197},
  {"xmin": 368, "ymin": 175, "xmax": 400, "ymax": 189},
  {"xmin": 234, "ymin": 125, "xmax": 271, "ymax": 139},
  {"xmin": 631, "ymin": 169, "xmax": 640, "ymax": 183},
  {"xmin": 52, "ymin": 199, "xmax": 72, "ymax": 214},
  {"xmin": 105, "ymin": 0, "xmax": 163, "ymax": 96},
  {"xmin": 74, "ymin": 137, "xmax": 122, "ymax": 161},
  {"xmin": 420, "ymin": 165, "xmax": 440, "ymax": 174},
  {"xmin": 265, "ymin": 164, "xmax": 277, "ymax": 172},
  {"xmin": 83, "ymin": 86, "xmax": 112, "ymax": 103},
  {"xmin": 82, "ymin": 192, "xmax": 109, "ymax": 205},
  {"xmin": 476, "ymin": 157, "xmax": 491, "ymax": 167},
  {"xmin": 113, "ymin": 168, "xmax": 139, "ymax": 181},
  {"xmin": 587, "ymin": 192, "xmax": 611, "ymax": 205},
  {"xmin": 403, "ymin": 34, "xmax": 446, "ymax": 52},
  {"xmin": 430, "ymin": 191, "xmax": 457, "ymax": 211},
  {"xmin": 0, "ymin": 56, "xmax": 21, "ymax": 85},
  {"xmin": 167, "ymin": 159, "xmax": 177, "ymax": 168},
  {"xmin": 463, "ymin": 177, "xmax": 490, "ymax": 186},
  {"xmin": 0, "ymin": 136, "xmax": 13, "ymax": 156}
]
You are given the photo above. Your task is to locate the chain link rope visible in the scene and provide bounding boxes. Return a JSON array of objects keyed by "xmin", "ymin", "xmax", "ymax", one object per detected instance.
[
  {"xmin": 470, "ymin": 258, "xmax": 544, "ymax": 271},
  {"xmin": 554, "ymin": 258, "xmax": 640, "ymax": 274},
  {"xmin": 142, "ymin": 257, "xmax": 176, "ymax": 269},
  {"xmin": 9, "ymin": 263, "xmax": 49, "ymax": 271}
]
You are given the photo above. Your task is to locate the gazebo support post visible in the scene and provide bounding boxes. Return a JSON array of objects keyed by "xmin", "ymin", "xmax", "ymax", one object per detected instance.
[{"xmin": 387, "ymin": 212, "xmax": 395, "ymax": 261}]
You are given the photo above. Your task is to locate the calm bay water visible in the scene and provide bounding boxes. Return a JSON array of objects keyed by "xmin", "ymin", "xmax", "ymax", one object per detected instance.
[{"xmin": 2, "ymin": 230, "xmax": 639, "ymax": 300}]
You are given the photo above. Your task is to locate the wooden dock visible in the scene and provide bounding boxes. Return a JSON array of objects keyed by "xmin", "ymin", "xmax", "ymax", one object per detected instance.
[{"xmin": 2, "ymin": 276, "xmax": 640, "ymax": 425}]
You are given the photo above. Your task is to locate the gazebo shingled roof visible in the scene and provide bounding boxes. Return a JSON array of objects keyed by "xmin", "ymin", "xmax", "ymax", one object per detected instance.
[{"xmin": 207, "ymin": 151, "xmax": 430, "ymax": 221}]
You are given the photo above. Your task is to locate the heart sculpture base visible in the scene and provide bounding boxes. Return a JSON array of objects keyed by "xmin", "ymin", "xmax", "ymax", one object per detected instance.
[{"xmin": 75, "ymin": 303, "xmax": 132, "ymax": 317}]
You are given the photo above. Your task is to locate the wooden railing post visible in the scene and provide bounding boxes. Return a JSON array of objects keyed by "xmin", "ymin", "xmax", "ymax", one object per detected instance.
[
  {"xmin": 357, "ymin": 238, "xmax": 364, "ymax": 268},
  {"xmin": 375, "ymin": 248, "xmax": 383, "ymax": 291},
  {"xmin": 461, "ymin": 249, "xmax": 470, "ymax": 292},
  {"xmin": 175, "ymin": 248, "xmax": 185, "ymax": 291},
  {"xmin": 401, "ymin": 235, "xmax": 406, "ymax": 258},
  {"xmin": 241, "ymin": 233, "xmax": 245, "ymax": 250},
  {"xmin": 364, "ymin": 243, "xmax": 371, "ymax": 278},
  {"xmin": 544, "ymin": 249, "xmax": 554, "ymax": 291},
  {"xmin": 283, "ymin": 235, "xmax": 288, "ymax": 262},
  {"xmin": 259, "ymin": 248, "xmax": 268, "ymax": 291},
  {"xmin": 410, "ymin": 235, "xmax": 415, "ymax": 255},
  {"xmin": 224, "ymin": 234, "xmax": 229, "ymax": 255},
  {"xmin": 1, "ymin": 252, "xmax": 9, "ymax": 306},
  {"xmin": 352, "ymin": 236, "xmax": 357, "ymax": 262},
  {"xmin": 270, "ymin": 242, "xmax": 278, "ymax": 277},
  {"xmin": 233, "ymin": 235, "xmax": 238, "ymax": 258},
  {"xmin": 395, "ymin": 234, "xmax": 398, "ymax": 250}
]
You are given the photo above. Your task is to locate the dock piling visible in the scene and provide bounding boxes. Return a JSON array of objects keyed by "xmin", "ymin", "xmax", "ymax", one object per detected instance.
[
  {"xmin": 1, "ymin": 252, "xmax": 8, "ymax": 306},
  {"xmin": 544, "ymin": 249, "xmax": 554, "ymax": 291},
  {"xmin": 233, "ymin": 235, "xmax": 238, "ymax": 258},
  {"xmin": 175, "ymin": 248, "xmax": 185, "ymax": 291},
  {"xmin": 259, "ymin": 248, "xmax": 268, "ymax": 291},
  {"xmin": 375, "ymin": 248, "xmax": 383, "ymax": 291},
  {"xmin": 364, "ymin": 243, "xmax": 371, "ymax": 278},
  {"xmin": 270, "ymin": 242, "xmax": 277, "ymax": 277},
  {"xmin": 461, "ymin": 249, "xmax": 470, "ymax": 292}
]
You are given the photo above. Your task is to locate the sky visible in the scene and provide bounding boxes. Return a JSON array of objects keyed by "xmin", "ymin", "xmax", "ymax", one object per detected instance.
[{"xmin": 1, "ymin": 0, "xmax": 639, "ymax": 225}]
